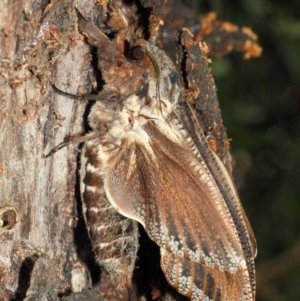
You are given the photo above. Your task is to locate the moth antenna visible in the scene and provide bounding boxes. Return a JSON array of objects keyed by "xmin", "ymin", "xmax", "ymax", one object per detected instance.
[
  {"xmin": 43, "ymin": 132, "xmax": 101, "ymax": 158},
  {"xmin": 143, "ymin": 49, "xmax": 164, "ymax": 115},
  {"xmin": 143, "ymin": 49, "xmax": 181, "ymax": 144}
]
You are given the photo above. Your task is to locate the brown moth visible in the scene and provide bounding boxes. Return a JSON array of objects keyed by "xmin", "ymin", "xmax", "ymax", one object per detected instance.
[{"xmin": 52, "ymin": 3, "xmax": 256, "ymax": 301}]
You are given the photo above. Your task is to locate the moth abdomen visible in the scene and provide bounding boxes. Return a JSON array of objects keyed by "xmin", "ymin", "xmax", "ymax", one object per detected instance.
[{"xmin": 80, "ymin": 141, "xmax": 139, "ymax": 287}]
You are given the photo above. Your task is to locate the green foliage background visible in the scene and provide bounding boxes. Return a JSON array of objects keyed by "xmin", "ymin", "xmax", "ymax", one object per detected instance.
[{"xmin": 197, "ymin": 0, "xmax": 300, "ymax": 300}]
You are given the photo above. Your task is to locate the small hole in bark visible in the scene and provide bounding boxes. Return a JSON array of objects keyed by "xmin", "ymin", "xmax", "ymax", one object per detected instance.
[{"xmin": 0, "ymin": 207, "xmax": 17, "ymax": 230}]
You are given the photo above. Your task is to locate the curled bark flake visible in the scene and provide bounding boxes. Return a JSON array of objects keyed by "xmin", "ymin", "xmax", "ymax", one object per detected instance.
[{"xmin": 195, "ymin": 12, "xmax": 262, "ymax": 59}]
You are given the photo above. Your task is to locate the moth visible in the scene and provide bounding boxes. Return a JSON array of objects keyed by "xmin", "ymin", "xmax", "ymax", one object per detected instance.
[{"xmin": 50, "ymin": 3, "xmax": 256, "ymax": 301}]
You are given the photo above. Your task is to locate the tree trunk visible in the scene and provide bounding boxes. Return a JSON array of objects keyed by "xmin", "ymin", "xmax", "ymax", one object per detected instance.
[
  {"xmin": 0, "ymin": 0, "xmax": 93, "ymax": 299},
  {"xmin": 0, "ymin": 0, "xmax": 261, "ymax": 300}
]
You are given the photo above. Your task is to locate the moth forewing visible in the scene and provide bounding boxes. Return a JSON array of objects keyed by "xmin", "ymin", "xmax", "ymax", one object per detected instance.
[
  {"xmin": 179, "ymin": 102, "xmax": 256, "ymax": 299},
  {"xmin": 209, "ymin": 146, "xmax": 257, "ymax": 259},
  {"xmin": 97, "ymin": 111, "xmax": 251, "ymax": 299}
]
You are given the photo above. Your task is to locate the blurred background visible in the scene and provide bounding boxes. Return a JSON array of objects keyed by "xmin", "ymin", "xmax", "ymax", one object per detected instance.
[{"xmin": 196, "ymin": 0, "xmax": 300, "ymax": 300}]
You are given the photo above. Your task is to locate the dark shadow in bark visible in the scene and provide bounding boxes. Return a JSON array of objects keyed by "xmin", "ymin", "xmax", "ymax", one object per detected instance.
[{"xmin": 11, "ymin": 256, "xmax": 39, "ymax": 301}]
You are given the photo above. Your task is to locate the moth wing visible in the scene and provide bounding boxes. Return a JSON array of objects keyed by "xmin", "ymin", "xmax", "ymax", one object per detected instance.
[
  {"xmin": 161, "ymin": 248, "xmax": 252, "ymax": 301},
  {"xmin": 103, "ymin": 122, "xmax": 251, "ymax": 300},
  {"xmin": 241, "ymin": 208, "xmax": 257, "ymax": 258}
]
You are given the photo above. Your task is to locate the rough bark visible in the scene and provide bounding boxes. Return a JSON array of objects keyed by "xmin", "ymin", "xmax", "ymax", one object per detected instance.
[
  {"xmin": 0, "ymin": 0, "xmax": 261, "ymax": 300},
  {"xmin": 0, "ymin": 0, "xmax": 91, "ymax": 299}
]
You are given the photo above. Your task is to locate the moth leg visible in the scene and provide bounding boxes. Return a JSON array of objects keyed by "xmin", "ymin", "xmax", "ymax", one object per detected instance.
[
  {"xmin": 52, "ymin": 84, "xmax": 120, "ymax": 101},
  {"xmin": 44, "ymin": 132, "xmax": 101, "ymax": 158},
  {"xmin": 106, "ymin": 3, "xmax": 129, "ymax": 55},
  {"xmin": 77, "ymin": 3, "xmax": 128, "ymax": 65},
  {"xmin": 77, "ymin": 13, "xmax": 117, "ymax": 67},
  {"xmin": 77, "ymin": 6, "xmax": 145, "ymax": 97},
  {"xmin": 107, "ymin": 3, "xmax": 128, "ymax": 31}
]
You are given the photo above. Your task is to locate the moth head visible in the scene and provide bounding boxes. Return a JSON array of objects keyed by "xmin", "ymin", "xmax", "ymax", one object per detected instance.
[{"xmin": 132, "ymin": 40, "xmax": 181, "ymax": 112}]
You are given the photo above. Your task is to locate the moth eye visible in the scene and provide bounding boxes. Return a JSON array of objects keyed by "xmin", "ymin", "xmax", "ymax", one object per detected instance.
[
  {"xmin": 131, "ymin": 46, "xmax": 144, "ymax": 60},
  {"xmin": 169, "ymin": 72, "xmax": 178, "ymax": 84},
  {"xmin": 168, "ymin": 72, "xmax": 179, "ymax": 100}
]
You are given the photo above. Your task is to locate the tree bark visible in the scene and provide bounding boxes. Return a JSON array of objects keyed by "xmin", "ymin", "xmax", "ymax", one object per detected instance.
[
  {"xmin": 0, "ymin": 0, "xmax": 91, "ymax": 299},
  {"xmin": 0, "ymin": 0, "xmax": 261, "ymax": 300}
]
